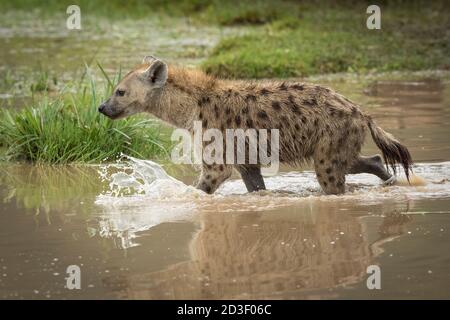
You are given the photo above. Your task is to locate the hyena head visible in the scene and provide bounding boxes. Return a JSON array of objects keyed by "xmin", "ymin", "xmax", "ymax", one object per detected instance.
[{"xmin": 98, "ymin": 55, "xmax": 168, "ymax": 120}]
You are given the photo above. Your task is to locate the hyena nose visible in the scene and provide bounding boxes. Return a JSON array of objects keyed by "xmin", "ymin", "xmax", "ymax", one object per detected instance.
[{"xmin": 98, "ymin": 104, "xmax": 106, "ymax": 113}]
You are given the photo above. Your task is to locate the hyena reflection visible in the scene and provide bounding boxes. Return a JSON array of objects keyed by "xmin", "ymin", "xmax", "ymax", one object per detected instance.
[{"xmin": 99, "ymin": 55, "xmax": 412, "ymax": 194}]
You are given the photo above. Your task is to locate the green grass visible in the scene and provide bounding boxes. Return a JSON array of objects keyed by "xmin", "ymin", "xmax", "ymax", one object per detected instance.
[
  {"xmin": 1, "ymin": 0, "xmax": 290, "ymax": 23},
  {"xmin": 0, "ymin": 67, "xmax": 171, "ymax": 164},
  {"xmin": 202, "ymin": 1, "xmax": 450, "ymax": 78},
  {"xmin": 3, "ymin": 0, "xmax": 450, "ymax": 79}
]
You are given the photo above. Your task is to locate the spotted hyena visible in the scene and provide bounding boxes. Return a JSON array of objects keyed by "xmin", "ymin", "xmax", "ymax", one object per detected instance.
[{"xmin": 98, "ymin": 56, "xmax": 412, "ymax": 195}]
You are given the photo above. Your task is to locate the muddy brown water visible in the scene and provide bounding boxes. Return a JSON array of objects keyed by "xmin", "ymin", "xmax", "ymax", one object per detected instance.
[{"xmin": 1, "ymin": 14, "xmax": 450, "ymax": 300}]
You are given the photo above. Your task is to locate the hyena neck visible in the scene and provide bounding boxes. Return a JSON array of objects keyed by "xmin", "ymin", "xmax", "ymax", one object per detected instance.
[{"xmin": 152, "ymin": 66, "xmax": 218, "ymax": 129}]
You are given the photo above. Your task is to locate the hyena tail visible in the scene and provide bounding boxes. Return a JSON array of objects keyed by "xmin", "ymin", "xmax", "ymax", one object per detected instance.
[{"xmin": 366, "ymin": 116, "xmax": 413, "ymax": 181}]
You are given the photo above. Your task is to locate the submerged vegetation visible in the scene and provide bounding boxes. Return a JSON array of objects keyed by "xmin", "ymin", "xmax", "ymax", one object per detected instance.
[{"xmin": 0, "ymin": 67, "xmax": 170, "ymax": 164}]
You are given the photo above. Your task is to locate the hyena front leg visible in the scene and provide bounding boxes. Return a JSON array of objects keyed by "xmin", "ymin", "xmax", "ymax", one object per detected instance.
[
  {"xmin": 236, "ymin": 165, "xmax": 266, "ymax": 192},
  {"xmin": 196, "ymin": 164, "xmax": 232, "ymax": 194}
]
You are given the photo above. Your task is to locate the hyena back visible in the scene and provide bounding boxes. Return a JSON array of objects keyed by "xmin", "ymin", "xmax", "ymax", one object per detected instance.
[{"xmin": 99, "ymin": 56, "xmax": 413, "ymax": 195}]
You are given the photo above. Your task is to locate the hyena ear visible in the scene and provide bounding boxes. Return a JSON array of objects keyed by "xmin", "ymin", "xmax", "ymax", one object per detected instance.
[
  {"xmin": 142, "ymin": 55, "xmax": 157, "ymax": 64},
  {"xmin": 142, "ymin": 59, "xmax": 168, "ymax": 88}
]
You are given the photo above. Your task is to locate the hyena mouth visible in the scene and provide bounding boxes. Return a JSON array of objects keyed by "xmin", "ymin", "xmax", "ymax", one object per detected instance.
[
  {"xmin": 108, "ymin": 110, "xmax": 126, "ymax": 120},
  {"xmin": 100, "ymin": 108, "xmax": 125, "ymax": 120}
]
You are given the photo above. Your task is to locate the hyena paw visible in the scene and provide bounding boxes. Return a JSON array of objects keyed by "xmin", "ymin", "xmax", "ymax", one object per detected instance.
[
  {"xmin": 383, "ymin": 175, "xmax": 396, "ymax": 186},
  {"xmin": 196, "ymin": 181, "xmax": 213, "ymax": 194}
]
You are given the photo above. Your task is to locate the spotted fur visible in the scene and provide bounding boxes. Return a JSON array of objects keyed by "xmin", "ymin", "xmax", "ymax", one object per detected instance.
[{"xmin": 99, "ymin": 58, "xmax": 413, "ymax": 195}]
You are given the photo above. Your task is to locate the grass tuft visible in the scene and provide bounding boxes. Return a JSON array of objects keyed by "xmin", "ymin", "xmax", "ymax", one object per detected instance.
[{"xmin": 0, "ymin": 67, "xmax": 171, "ymax": 164}]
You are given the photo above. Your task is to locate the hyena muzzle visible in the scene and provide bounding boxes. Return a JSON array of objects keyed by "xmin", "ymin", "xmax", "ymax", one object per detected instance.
[{"xmin": 98, "ymin": 56, "xmax": 413, "ymax": 195}]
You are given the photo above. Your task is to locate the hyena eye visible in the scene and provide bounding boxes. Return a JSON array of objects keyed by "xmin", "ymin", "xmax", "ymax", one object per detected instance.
[{"xmin": 116, "ymin": 89, "xmax": 125, "ymax": 97}]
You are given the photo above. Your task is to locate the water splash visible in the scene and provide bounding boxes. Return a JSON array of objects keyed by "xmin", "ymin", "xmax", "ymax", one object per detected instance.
[
  {"xmin": 94, "ymin": 156, "xmax": 450, "ymax": 248},
  {"xmin": 98, "ymin": 155, "xmax": 201, "ymax": 199},
  {"xmin": 96, "ymin": 156, "xmax": 450, "ymax": 212},
  {"xmin": 217, "ymin": 163, "xmax": 450, "ymax": 203},
  {"xmin": 94, "ymin": 156, "xmax": 203, "ymax": 248}
]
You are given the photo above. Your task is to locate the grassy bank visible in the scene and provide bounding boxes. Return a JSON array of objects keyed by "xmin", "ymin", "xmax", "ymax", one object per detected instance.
[
  {"xmin": 1, "ymin": 0, "xmax": 292, "ymax": 22},
  {"xmin": 0, "ymin": 68, "xmax": 170, "ymax": 164},
  {"xmin": 202, "ymin": 1, "xmax": 450, "ymax": 78},
  {"xmin": 3, "ymin": 0, "xmax": 449, "ymax": 79}
]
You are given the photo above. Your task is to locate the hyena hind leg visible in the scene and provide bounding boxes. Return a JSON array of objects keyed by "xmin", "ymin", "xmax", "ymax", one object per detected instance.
[
  {"xmin": 347, "ymin": 155, "xmax": 393, "ymax": 183},
  {"xmin": 236, "ymin": 165, "xmax": 266, "ymax": 192},
  {"xmin": 314, "ymin": 157, "xmax": 346, "ymax": 195}
]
